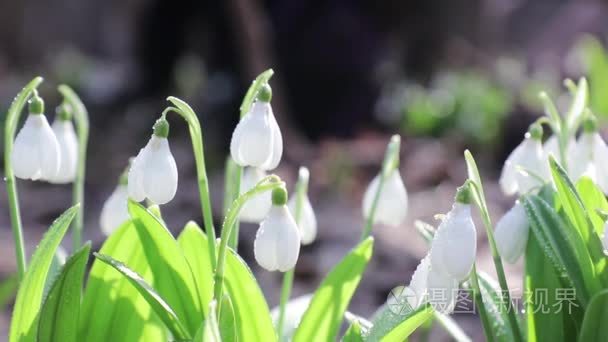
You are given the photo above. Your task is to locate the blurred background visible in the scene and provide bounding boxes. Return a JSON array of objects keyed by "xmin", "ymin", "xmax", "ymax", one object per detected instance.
[{"xmin": 2, "ymin": 0, "xmax": 608, "ymax": 340}]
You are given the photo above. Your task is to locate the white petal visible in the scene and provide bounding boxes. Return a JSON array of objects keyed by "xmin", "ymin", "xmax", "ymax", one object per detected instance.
[
  {"xmin": 230, "ymin": 102, "xmax": 274, "ymax": 167},
  {"xmin": 49, "ymin": 120, "xmax": 78, "ymax": 183},
  {"xmin": 275, "ymin": 207, "xmax": 301, "ymax": 272},
  {"xmin": 570, "ymin": 133, "xmax": 594, "ymax": 181},
  {"xmin": 426, "ymin": 268, "xmax": 458, "ymax": 314},
  {"xmin": 495, "ymin": 202, "xmax": 529, "ymax": 263},
  {"xmin": 254, "ymin": 206, "xmax": 301, "ymax": 272},
  {"xmin": 288, "ymin": 195, "xmax": 318, "ymax": 245},
  {"xmin": 362, "ymin": 171, "xmax": 408, "ymax": 226},
  {"xmin": 260, "ymin": 109, "xmax": 283, "ymax": 170},
  {"xmin": 437, "ymin": 204, "xmax": 477, "ymax": 281},
  {"xmin": 239, "ymin": 168, "xmax": 272, "ymax": 223},
  {"xmin": 11, "ymin": 115, "xmax": 42, "ymax": 180},
  {"xmin": 142, "ymin": 137, "xmax": 178, "ymax": 205},
  {"xmin": 100, "ymin": 185, "xmax": 130, "ymax": 236},
  {"xmin": 544, "ymin": 135, "xmax": 575, "ymax": 167},
  {"xmin": 500, "ymin": 139, "xmax": 526, "ymax": 195},
  {"xmin": 128, "ymin": 147, "xmax": 148, "ymax": 202},
  {"xmin": 407, "ymin": 255, "xmax": 430, "ymax": 308},
  {"xmin": 591, "ymin": 133, "xmax": 608, "ymax": 194},
  {"xmin": 36, "ymin": 115, "xmax": 61, "ymax": 181}
]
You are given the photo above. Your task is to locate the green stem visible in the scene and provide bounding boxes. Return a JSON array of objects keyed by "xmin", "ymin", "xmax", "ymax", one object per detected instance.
[
  {"xmin": 213, "ymin": 176, "xmax": 284, "ymax": 308},
  {"xmin": 166, "ymin": 97, "xmax": 218, "ymax": 269},
  {"xmin": 58, "ymin": 85, "xmax": 89, "ymax": 251},
  {"xmin": 277, "ymin": 167, "xmax": 308, "ymax": 337},
  {"xmin": 224, "ymin": 158, "xmax": 240, "ymax": 249},
  {"xmin": 469, "ymin": 266, "xmax": 495, "ymax": 342},
  {"xmin": 4, "ymin": 76, "xmax": 44, "ymax": 281}
]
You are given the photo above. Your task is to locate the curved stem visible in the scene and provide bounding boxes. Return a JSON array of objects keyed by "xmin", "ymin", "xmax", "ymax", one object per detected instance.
[
  {"xmin": 213, "ymin": 176, "xmax": 285, "ymax": 309},
  {"xmin": 4, "ymin": 76, "xmax": 44, "ymax": 281},
  {"xmin": 58, "ymin": 85, "xmax": 89, "ymax": 251},
  {"xmin": 166, "ymin": 97, "xmax": 218, "ymax": 269},
  {"xmin": 277, "ymin": 168, "xmax": 308, "ymax": 337}
]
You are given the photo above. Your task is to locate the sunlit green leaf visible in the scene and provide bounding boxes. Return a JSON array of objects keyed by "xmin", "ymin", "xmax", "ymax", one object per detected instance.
[
  {"xmin": 9, "ymin": 205, "xmax": 78, "ymax": 342},
  {"xmin": 576, "ymin": 176, "xmax": 608, "ymax": 235},
  {"xmin": 579, "ymin": 289, "xmax": 608, "ymax": 342},
  {"xmin": 475, "ymin": 272, "xmax": 515, "ymax": 342},
  {"xmin": 343, "ymin": 320, "xmax": 364, "ymax": 342},
  {"xmin": 366, "ymin": 304, "xmax": 433, "ymax": 341},
  {"xmin": 218, "ymin": 295, "xmax": 237, "ymax": 342},
  {"xmin": 293, "ymin": 237, "xmax": 374, "ymax": 342},
  {"xmin": 38, "ymin": 243, "xmax": 91, "ymax": 342}
]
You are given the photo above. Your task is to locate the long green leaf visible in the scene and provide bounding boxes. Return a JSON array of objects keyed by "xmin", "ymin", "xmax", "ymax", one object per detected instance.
[
  {"xmin": 128, "ymin": 200, "xmax": 204, "ymax": 333},
  {"xmin": 38, "ymin": 243, "xmax": 91, "ymax": 342},
  {"xmin": 177, "ymin": 222, "xmax": 276, "ymax": 341},
  {"xmin": 293, "ymin": 237, "xmax": 374, "ymax": 342},
  {"xmin": 9, "ymin": 205, "xmax": 79, "ymax": 342},
  {"xmin": 366, "ymin": 304, "xmax": 433, "ymax": 341},
  {"xmin": 476, "ymin": 272, "xmax": 516, "ymax": 342},
  {"xmin": 218, "ymin": 295, "xmax": 237, "ymax": 342},
  {"xmin": 579, "ymin": 290, "xmax": 608, "ymax": 341},
  {"xmin": 94, "ymin": 253, "xmax": 192, "ymax": 340},
  {"xmin": 576, "ymin": 177, "xmax": 608, "ymax": 235}
]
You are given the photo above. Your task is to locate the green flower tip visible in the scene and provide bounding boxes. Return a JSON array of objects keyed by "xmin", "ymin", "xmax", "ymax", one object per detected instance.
[
  {"xmin": 153, "ymin": 116, "xmax": 170, "ymax": 138},
  {"xmin": 454, "ymin": 182, "xmax": 473, "ymax": 204},
  {"xmin": 56, "ymin": 103, "xmax": 73, "ymax": 121},
  {"xmin": 28, "ymin": 95, "xmax": 44, "ymax": 114},
  {"xmin": 271, "ymin": 187, "xmax": 288, "ymax": 206},
  {"xmin": 527, "ymin": 122, "xmax": 543, "ymax": 141},
  {"xmin": 257, "ymin": 84, "xmax": 272, "ymax": 103},
  {"xmin": 583, "ymin": 115, "xmax": 598, "ymax": 133}
]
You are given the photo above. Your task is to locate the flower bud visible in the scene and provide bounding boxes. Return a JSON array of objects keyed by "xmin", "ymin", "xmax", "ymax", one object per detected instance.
[
  {"xmin": 288, "ymin": 194, "xmax": 317, "ymax": 245},
  {"xmin": 362, "ymin": 169, "xmax": 408, "ymax": 227},
  {"xmin": 430, "ymin": 202, "xmax": 477, "ymax": 281},
  {"xmin": 128, "ymin": 121, "xmax": 178, "ymax": 205},
  {"xmin": 569, "ymin": 131, "xmax": 608, "ymax": 194},
  {"xmin": 494, "ymin": 202, "xmax": 529, "ymax": 263},
  {"xmin": 230, "ymin": 87, "xmax": 283, "ymax": 170},
  {"xmin": 48, "ymin": 111, "xmax": 78, "ymax": 183},
  {"xmin": 239, "ymin": 167, "xmax": 272, "ymax": 223},
  {"xmin": 254, "ymin": 205, "xmax": 301, "ymax": 272},
  {"xmin": 500, "ymin": 130, "xmax": 549, "ymax": 196},
  {"xmin": 100, "ymin": 184, "xmax": 130, "ymax": 236},
  {"xmin": 11, "ymin": 108, "xmax": 61, "ymax": 181}
]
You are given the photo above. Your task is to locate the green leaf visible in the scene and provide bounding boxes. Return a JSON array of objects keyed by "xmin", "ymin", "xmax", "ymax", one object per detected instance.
[
  {"xmin": 128, "ymin": 200, "xmax": 204, "ymax": 333},
  {"xmin": 343, "ymin": 321, "xmax": 365, "ymax": 342},
  {"xmin": 293, "ymin": 237, "xmax": 374, "ymax": 342},
  {"xmin": 9, "ymin": 205, "xmax": 79, "ymax": 342},
  {"xmin": 93, "ymin": 253, "xmax": 192, "ymax": 340},
  {"xmin": 218, "ymin": 295, "xmax": 237, "ymax": 342},
  {"xmin": 203, "ymin": 301, "xmax": 222, "ymax": 342},
  {"xmin": 239, "ymin": 69, "xmax": 274, "ymax": 117},
  {"xmin": 433, "ymin": 312, "xmax": 472, "ymax": 342},
  {"xmin": 476, "ymin": 272, "xmax": 516, "ymax": 342},
  {"xmin": 38, "ymin": 243, "xmax": 91, "ymax": 342},
  {"xmin": 464, "ymin": 149, "xmax": 488, "ymax": 213},
  {"xmin": 579, "ymin": 289, "xmax": 608, "ymax": 342},
  {"xmin": 366, "ymin": 304, "xmax": 433, "ymax": 341},
  {"xmin": 565, "ymin": 78, "xmax": 588, "ymax": 130},
  {"xmin": 549, "ymin": 158, "xmax": 607, "ymax": 286},
  {"xmin": 177, "ymin": 221, "xmax": 276, "ymax": 342},
  {"xmin": 522, "ymin": 194, "xmax": 600, "ymax": 307},
  {"xmin": 0, "ymin": 274, "xmax": 18, "ymax": 308},
  {"xmin": 79, "ymin": 220, "xmax": 166, "ymax": 341},
  {"xmin": 576, "ymin": 176, "xmax": 608, "ymax": 235}
]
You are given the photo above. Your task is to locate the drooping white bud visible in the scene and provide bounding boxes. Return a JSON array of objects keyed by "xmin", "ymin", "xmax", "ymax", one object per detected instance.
[
  {"xmin": 230, "ymin": 86, "xmax": 283, "ymax": 170},
  {"xmin": 426, "ymin": 267, "xmax": 458, "ymax": 314},
  {"xmin": 100, "ymin": 184, "xmax": 130, "ymax": 236},
  {"xmin": 494, "ymin": 202, "xmax": 529, "ymax": 263},
  {"xmin": 239, "ymin": 167, "xmax": 272, "ymax": 223},
  {"xmin": 499, "ymin": 132, "xmax": 549, "ymax": 196},
  {"xmin": 570, "ymin": 132, "xmax": 608, "ymax": 194},
  {"xmin": 128, "ymin": 134, "xmax": 178, "ymax": 205},
  {"xmin": 48, "ymin": 119, "xmax": 78, "ymax": 184},
  {"xmin": 362, "ymin": 170, "xmax": 408, "ymax": 227},
  {"xmin": 288, "ymin": 194, "xmax": 317, "ymax": 245},
  {"xmin": 11, "ymin": 114, "xmax": 61, "ymax": 181},
  {"xmin": 254, "ymin": 204, "xmax": 301, "ymax": 272},
  {"xmin": 430, "ymin": 203, "xmax": 477, "ymax": 281}
]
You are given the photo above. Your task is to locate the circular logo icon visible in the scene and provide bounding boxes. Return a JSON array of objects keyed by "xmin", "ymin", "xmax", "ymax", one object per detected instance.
[{"xmin": 387, "ymin": 286, "xmax": 415, "ymax": 315}]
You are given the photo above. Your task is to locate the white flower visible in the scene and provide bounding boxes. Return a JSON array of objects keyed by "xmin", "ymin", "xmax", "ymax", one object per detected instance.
[
  {"xmin": 543, "ymin": 134, "xmax": 575, "ymax": 167},
  {"xmin": 239, "ymin": 167, "xmax": 272, "ymax": 223},
  {"xmin": 254, "ymin": 205, "xmax": 301, "ymax": 272},
  {"xmin": 362, "ymin": 169, "xmax": 408, "ymax": 227},
  {"xmin": 430, "ymin": 203, "xmax": 477, "ymax": 281},
  {"xmin": 406, "ymin": 255, "xmax": 430, "ymax": 309},
  {"xmin": 128, "ymin": 135, "xmax": 178, "ymax": 205},
  {"xmin": 569, "ymin": 132, "xmax": 608, "ymax": 193},
  {"xmin": 288, "ymin": 195, "xmax": 317, "ymax": 245},
  {"xmin": 100, "ymin": 184, "xmax": 130, "ymax": 236},
  {"xmin": 230, "ymin": 87, "xmax": 283, "ymax": 170},
  {"xmin": 11, "ymin": 114, "xmax": 60, "ymax": 181},
  {"xmin": 426, "ymin": 267, "xmax": 458, "ymax": 314},
  {"xmin": 48, "ymin": 119, "xmax": 78, "ymax": 184},
  {"xmin": 494, "ymin": 202, "xmax": 529, "ymax": 263},
  {"xmin": 499, "ymin": 133, "xmax": 549, "ymax": 196}
]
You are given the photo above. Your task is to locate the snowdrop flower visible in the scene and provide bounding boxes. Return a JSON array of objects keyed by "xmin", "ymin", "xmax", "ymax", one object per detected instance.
[
  {"xmin": 100, "ymin": 168, "xmax": 130, "ymax": 236},
  {"xmin": 429, "ymin": 185, "xmax": 477, "ymax": 281},
  {"xmin": 405, "ymin": 255, "xmax": 430, "ymax": 309},
  {"xmin": 426, "ymin": 267, "xmax": 459, "ymax": 314},
  {"xmin": 569, "ymin": 116, "xmax": 608, "ymax": 193},
  {"xmin": 254, "ymin": 188, "xmax": 301, "ymax": 272},
  {"xmin": 11, "ymin": 95, "xmax": 61, "ymax": 181},
  {"xmin": 494, "ymin": 202, "xmax": 529, "ymax": 263},
  {"xmin": 239, "ymin": 167, "xmax": 272, "ymax": 223},
  {"xmin": 499, "ymin": 123, "xmax": 549, "ymax": 196},
  {"xmin": 128, "ymin": 116, "xmax": 178, "ymax": 205},
  {"xmin": 230, "ymin": 84, "xmax": 283, "ymax": 170},
  {"xmin": 287, "ymin": 167, "xmax": 317, "ymax": 245},
  {"xmin": 362, "ymin": 169, "xmax": 408, "ymax": 227},
  {"xmin": 48, "ymin": 105, "xmax": 78, "ymax": 184}
]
